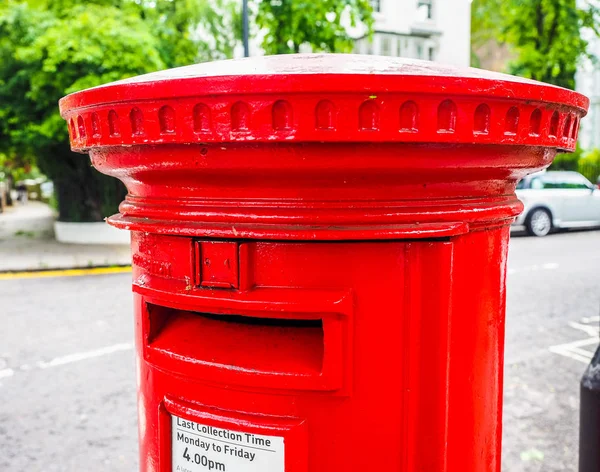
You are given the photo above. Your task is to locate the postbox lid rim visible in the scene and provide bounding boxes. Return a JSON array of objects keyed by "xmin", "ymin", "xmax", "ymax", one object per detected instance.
[
  {"xmin": 59, "ymin": 53, "xmax": 588, "ymax": 113},
  {"xmin": 69, "ymin": 53, "xmax": 566, "ymax": 84}
]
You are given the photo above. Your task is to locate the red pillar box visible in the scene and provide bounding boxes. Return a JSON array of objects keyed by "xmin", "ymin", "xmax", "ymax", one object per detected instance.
[{"xmin": 60, "ymin": 55, "xmax": 588, "ymax": 472}]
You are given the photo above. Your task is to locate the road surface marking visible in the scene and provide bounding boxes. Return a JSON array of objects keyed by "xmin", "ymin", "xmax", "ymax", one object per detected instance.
[
  {"xmin": 507, "ymin": 263, "xmax": 559, "ymax": 275},
  {"xmin": 549, "ymin": 315, "xmax": 599, "ymax": 364},
  {"xmin": 0, "ymin": 343, "xmax": 133, "ymax": 384},
  {"xmin": 37, "ymin": 343, "xmax": 133, "ymax": 369},
  {"xmin": 549, "ymin": 337, "xmax": 599, "ymax": 364},
  {"xmin": 569, "ymin": 321, "xmax": 600, "ymax": 337},
  {"xmin": 0, "ymin": 369, "xmax": 14, "ymax": 379},
  {"xmin": 0, "ymin": 266, "xmax": 132, "ymax": 280}
]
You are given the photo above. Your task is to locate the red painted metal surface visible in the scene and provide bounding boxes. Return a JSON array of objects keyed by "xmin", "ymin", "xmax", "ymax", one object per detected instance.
[{"xmin": 59, "ymin": 54, "xmax": 588, "ymax": 472}]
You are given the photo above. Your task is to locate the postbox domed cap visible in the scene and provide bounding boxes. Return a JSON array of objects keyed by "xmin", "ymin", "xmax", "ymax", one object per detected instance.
[{"xmin": 60, "ymin": 53, "xmax": 588, "ymax": 152}]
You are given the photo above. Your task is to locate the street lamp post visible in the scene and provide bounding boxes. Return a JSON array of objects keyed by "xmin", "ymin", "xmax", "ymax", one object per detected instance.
[{"xmin": 242, "ymin": 0, "xmax": 249, "ymax": 57}]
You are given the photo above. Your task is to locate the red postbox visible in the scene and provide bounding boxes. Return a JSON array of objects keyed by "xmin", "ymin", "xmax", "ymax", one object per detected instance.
[{"xmin": 59, "ymin": 54, "xmax": 588, "ymax": 472}]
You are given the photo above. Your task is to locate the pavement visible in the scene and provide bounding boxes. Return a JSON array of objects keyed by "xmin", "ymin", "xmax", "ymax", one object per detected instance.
[
  {"xmin": 0, "ymin": 226, "xmax": 599, "ymax": 471},
  {"xmin": 0, "ymin": 202, "xmax": 131, "ymax": 272}
]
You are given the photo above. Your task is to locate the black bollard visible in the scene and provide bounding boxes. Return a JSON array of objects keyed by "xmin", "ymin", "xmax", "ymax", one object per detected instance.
[{"xmin": 579, "ymin": 343, "xmax": 600, "ymax": 472}]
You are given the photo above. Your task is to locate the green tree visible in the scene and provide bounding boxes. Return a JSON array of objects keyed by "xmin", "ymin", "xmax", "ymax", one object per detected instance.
[
  {"xmin": 472, "ymin": 0, "xmax": 600, "ymax": 89},
  {"xmin": 577, "ymin": 148, "xmax": 600, "ymax": 182},
  {"xmin": 255, "ymin": 0, "xmax": 374, "ymax": 54},
  {"xmin": 550, "ymin": 146, "xmax": 583, "ymax": 170},
  {"xmin": 0, "ymin": 0, "xmax": 234, "ymax": 222},
  {"xmin": 0, "ymin": 0, "xmax": 373, "ymax": 223},
  {"xmin": 0, "ymin": 2, "xmax": 165, "ymax": 221},
  {"xmin": 137, "ymin": 0, "xmax": 241, "ymax": 66}
]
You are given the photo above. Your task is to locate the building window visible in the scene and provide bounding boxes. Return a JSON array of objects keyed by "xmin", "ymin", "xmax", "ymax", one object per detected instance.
[
  {"xmin": 416, "ymin": 42, "xmax": 424, "ymax": 59},
  {"xmin": 381, "ymin": 36, "xmax": 392, "ymax": 56},
  {"xmin": 416, "ymin": 0, "xmax": 433, "ymax": 21},
  {"xmin": 371, "ymin": 0, "xmax": 381, "ymax": 12},
  {"xmin": 428, "ymin": 46, "xmax": 435, "ymax": 61}
]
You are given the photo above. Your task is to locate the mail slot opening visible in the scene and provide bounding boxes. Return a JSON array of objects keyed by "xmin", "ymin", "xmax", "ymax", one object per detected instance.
[{"xmin": 146, "ymin": 304, "xmax": 325, "ymax": 378}]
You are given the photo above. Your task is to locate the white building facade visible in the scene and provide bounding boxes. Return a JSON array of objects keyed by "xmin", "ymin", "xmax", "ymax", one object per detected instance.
[
  {"xmin": 575, "ymin": 61, "xmax": 598, "ymax": 150},
  {"xmin": 236, "ymin": 1, "xmax": 472, "ymax": 68},
  {"xmin": 354, "ymin": 0, "xmax": 471, "ymax": 67},
  {"xmin": 573, "ymin": 0, "xmax": 600, "ymax": 150},
  {"xmin": 576, "ymin": 23, "xmax": 600, "ymax": 150}
]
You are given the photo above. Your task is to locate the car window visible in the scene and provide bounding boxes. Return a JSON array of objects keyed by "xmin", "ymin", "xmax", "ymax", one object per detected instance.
[
  {"xmin": 530, "ymin": 178, "xmax": 543, "ymax": 189},
  {"xmin": 540, "ymin": 174, "xmax": 591, "ymax": 189},
  {"xmin": 539, "ymin": 177, "xmax": 563, "ymax": 189},
  {"xmin": 565, "ymin": 174, "xmax": 593, "ymax": 189},
  {"xmin": 516, "ymin": 179, "xmax": 526, "ymax": 189}
]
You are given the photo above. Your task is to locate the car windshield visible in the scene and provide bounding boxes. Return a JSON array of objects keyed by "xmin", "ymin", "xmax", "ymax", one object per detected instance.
[
  {"xmin": 519, "ymin": 173, "xmax": 592, "ymax": 190},
  {"xmin": 541, "ymin": 173, "xmax": 591, "ymax": 189}
]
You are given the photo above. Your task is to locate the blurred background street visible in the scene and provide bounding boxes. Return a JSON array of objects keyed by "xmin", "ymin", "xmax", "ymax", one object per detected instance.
[{"xmin": 0, "ymin": 228, "xmax": 598, "ymax": 472}]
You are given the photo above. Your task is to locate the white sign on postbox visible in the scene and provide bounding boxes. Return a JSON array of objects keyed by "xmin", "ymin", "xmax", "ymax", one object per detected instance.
[{"xmin": 171, "ymin": 414, "xmax": 285, "ymax": 472}]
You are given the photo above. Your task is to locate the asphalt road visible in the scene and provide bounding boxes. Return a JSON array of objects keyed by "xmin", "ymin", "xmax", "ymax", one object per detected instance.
[
  {"xmin": 1, "ymin": 229, "xmax": 599, "ymax": 471},
  {"xmin": 503, "ymin": 230, "xmax": 600, "ymax": 471}
]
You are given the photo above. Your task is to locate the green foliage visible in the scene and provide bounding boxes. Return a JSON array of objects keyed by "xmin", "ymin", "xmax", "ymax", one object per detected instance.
[
  {"xmin": 0, "ymin": 1, "xmax": 167, "ymax": 221},
  {"xmin": 471, "ymin": 0, "xmax": 504, "ymax": 49},
  {"xmin": 0, "ymin": 0, "xmax": 233, "ymax": 222},
  {"xmin": 471, "ymin": 0, "xmax": 600, "ymax": 89},
  {"xmin": 1, "ymin": 2, "xmax": 165, "ymax": 146},
  {"xmin": 255, "ymin": 0, "xmax": 374, "ymax": 54},
  {"xmin": 137, "ymin": 0, "xmax": 241, "ymax": 65},
  {"xmin": 0, "ymin": 0, "xmax": 373, "ymax": 222},
  {"xmin": 578, "ymin": 148, "xmax": 600, "ymax": 183},
  {"xmin": 550, "ymin": 145, "xmax": 583, "ymax": 171},
  {"xmin": 550, "ymin": 146, "xmax": 600, "ymax": 183}
]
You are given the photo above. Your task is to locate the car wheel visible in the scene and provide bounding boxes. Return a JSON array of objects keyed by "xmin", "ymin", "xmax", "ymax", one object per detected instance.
[{"xmin": 525, "ymin": 208, "xmax": 552, "ymax": 237}]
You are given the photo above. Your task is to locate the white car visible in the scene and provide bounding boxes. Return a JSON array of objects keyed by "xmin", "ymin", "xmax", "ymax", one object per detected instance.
[{"xmin": 514, "ymin": 171, "xmax": 600, "ymax": 236}]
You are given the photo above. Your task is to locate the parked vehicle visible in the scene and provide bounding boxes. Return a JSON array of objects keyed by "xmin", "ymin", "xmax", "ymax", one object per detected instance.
[{"xmin": 513, "ymin": 171, "xmax": 600, "ymax": 236}]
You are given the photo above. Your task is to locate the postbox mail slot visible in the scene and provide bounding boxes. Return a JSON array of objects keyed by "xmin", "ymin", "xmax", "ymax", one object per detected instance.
[{"xmin": 144, "ymin": 303, "xmax": 345, "ymax": 391}]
